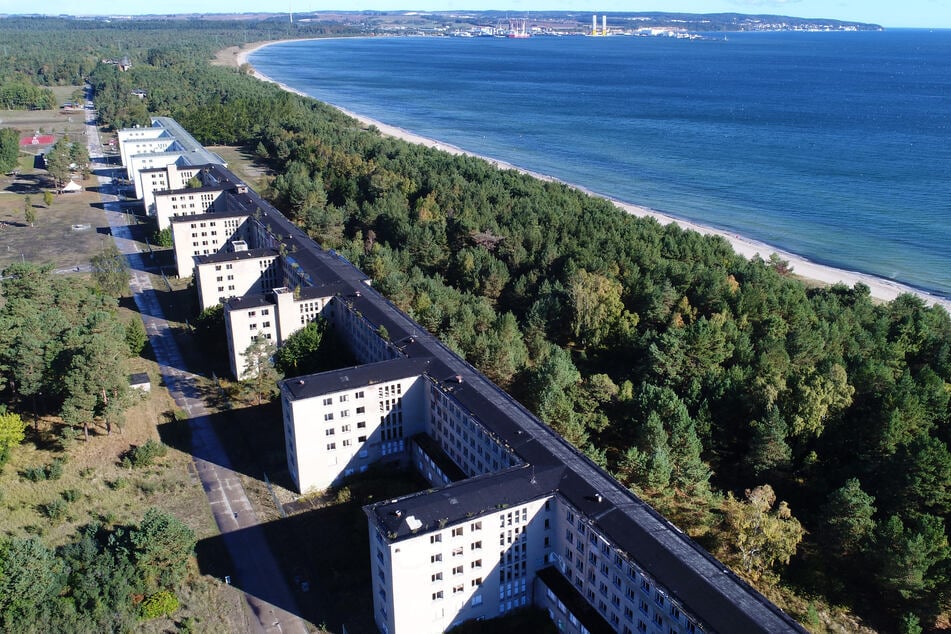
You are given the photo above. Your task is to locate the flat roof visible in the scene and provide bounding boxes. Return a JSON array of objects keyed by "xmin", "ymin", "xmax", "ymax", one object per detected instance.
[
  {"xmin": 195, "ymin": 247, "xmax": 279, "ymax": 265},
  {"xmin": 366, "ymin": 464, "xmax": 563, "ymax": 539},
  {"xmin": 281, "ymin": 357, "xmax": 433, "ymax": 401}
]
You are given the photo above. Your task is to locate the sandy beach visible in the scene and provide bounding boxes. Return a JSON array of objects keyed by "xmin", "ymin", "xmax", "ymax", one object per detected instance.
[{"xmin": 229, "ymin": 39, "xmax": 951, "ymax": 313}]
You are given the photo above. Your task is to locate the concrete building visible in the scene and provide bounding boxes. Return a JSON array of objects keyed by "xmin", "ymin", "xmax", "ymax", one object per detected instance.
[
  {"xmin": 143, "ymin": 119, "xmax": 804, "ymax": 634},
  {"xmin": 116, "ymin": 117, "xmax": 226, "ymax": 212}
]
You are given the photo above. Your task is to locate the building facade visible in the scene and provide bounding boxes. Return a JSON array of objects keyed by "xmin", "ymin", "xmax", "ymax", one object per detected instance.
[{"xmin": 125, "ymin": 119, "xmax": 805, "ymax": 634}]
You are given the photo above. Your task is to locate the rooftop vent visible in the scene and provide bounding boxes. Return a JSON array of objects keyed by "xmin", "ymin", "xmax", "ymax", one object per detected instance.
[
  {"xmin": 297, "ymin": 379, "xmax": 305, "ymax": 385},
  {"xmin": 405, "ymin": 515, "xmax": 423, "ymax": 531},
  {"xmin": 594, "ymin": 493, "xmax": 603, "ymax": 503}
]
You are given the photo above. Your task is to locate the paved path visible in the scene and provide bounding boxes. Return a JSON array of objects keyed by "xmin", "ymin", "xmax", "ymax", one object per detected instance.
[{"xmin": 84, "ymin": 100, "xmax": 309, "ymax": 634}]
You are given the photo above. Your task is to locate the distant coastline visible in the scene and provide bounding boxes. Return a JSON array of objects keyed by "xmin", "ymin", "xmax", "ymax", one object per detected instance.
[{"xmin": 229, "ymin": 39, "xmax": 951, "ymax": 314}]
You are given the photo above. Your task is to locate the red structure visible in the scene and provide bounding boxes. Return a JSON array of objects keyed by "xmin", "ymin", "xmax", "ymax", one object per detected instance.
[{"xmin": 19, "ymin": 134, "xmax": 56, "ymax": 147}]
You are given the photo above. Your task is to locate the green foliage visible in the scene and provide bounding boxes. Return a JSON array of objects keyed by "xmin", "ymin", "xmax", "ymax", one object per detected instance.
[
  {"xmin": 0, "ymin": 263, "xmax": 133, "ymax": 440},
  {"xmin": 120, "ymin": 439, "xmax": 168, "ymax": 469},
  {"xmin": 153, "ymin": 226, "xmax": 173, "ymax": 247},
  {"xmin": 139, "ymin": 590, "xmax": 179, "ymax": 620},
  {"xmin": 192, "ymin": 304, "xmax": 227, "ymax": 359},
  {"xmin": 43, "ymin": 137, "xmax": 73, "ymax": 188},
  {"xmin": 724, "ymin": 485, "xmax": 805, "ymax": 583},
  {"xmin": 820, "ymin": 479, "xmax": 878, "ymax": 558},
  {"xmin": 39, "ymin": 498, "xmax": 68, "ymax": 521},
  {"xmin": 42, "ymin": 190, "xmax": 54, "ymax": 207},
  {"xmin": 240, "ymin": 335, "xmax": 283, "ymax": 404},
  {"xmin": 875, "ymin": 513, "xmax": 950, "ymax": 604},
  {"xmin": 0, "ymin": 129, "xmax": 20, "ymax": 173},
  {"xmin": 21, "ymin": 458, "xmax": 64, "ymax": 482},
  {"xmin": 274, "ymin": 318, "xmax": 325, "ymax": 375},
  {"xmin": 0, "ymin": 80, "xmax": 55, "ymax": 109},
  {"xmin": 0, "ymin": 412, "xmax": 26, "ymax": 466},
  {"xmin": 125, "ymin": 317, "xmax": 148, "ymax": 356},
  {"xmin": 130, "ymin": 508, "xmax": 196, "ymax": 591},
  {"xmin": 0, "ymin": 537, "xmax": 62, "ymax": 627},
  {"xmin": 90, "ymin": 242, "xmax": 130, "ymax": 297}
]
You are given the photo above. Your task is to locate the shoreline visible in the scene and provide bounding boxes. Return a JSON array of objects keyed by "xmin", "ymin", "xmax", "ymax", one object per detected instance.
[{"xmin": 232, "ymin": 39, "xmax": 951, "ymax": 313}]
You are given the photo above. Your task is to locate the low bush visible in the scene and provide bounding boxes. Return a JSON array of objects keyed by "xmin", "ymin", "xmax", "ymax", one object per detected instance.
[
  {"xmin": 139, "ymin": 590, "xmax": 179, "ymax": 620},
  {"xmin": 40, "ymin": 498, "xmax": 68, "ymax": 521},
  {"xmin": 121, "ymin": 439, "xmax": 168, "ymax": 469}
]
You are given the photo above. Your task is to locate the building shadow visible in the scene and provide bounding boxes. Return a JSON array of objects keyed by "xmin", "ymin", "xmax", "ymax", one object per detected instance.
[
  {"xmin": 157, "ymin": 402, "xmax": 292, "ymax": 487},
  {"xmin": 194, "ymin": 465, "xmax": 428, "ymax": 634}
]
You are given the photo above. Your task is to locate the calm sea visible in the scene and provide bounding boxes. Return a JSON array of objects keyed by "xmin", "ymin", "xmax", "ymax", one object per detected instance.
[{"xmin": 250, "ymin": 31, "xmax": 951, "ymax": 298}]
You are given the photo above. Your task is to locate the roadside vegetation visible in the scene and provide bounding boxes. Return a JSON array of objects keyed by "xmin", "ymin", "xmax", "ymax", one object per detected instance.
[{"xmin": 2, "ymin": 14, "xmax": 950, "ymax": 633}]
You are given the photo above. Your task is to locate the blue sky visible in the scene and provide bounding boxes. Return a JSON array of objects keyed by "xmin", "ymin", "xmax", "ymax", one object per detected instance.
[{"xmin": 26, "ymin": 0, "xmax": 951, "ymax": 29}]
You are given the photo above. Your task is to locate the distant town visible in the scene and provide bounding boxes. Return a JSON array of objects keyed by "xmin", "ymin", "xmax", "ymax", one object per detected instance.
[{"xmin": 19, "ymin": 10, "xmax": 884, "ymax": 38}]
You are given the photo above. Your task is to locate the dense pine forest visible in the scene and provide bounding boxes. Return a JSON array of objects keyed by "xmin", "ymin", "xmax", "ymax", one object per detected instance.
[{"xmin": 3, "ymin": 16, "xmax": 950, "ymax": 632}]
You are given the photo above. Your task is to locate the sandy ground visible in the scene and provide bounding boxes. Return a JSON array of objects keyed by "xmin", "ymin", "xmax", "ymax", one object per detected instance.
[{"xmin": 230, "ymin": 40, "xmax": 951, "ymax": 313}]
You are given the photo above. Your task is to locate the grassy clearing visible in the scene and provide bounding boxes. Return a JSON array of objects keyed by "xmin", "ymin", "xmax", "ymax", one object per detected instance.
[{"xmin": 208, "ymin": 145, "xmax": 273, "ymax": 193}]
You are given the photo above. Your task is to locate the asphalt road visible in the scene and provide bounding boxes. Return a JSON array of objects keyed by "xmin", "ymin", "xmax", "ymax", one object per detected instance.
[{"xmin": 84, "ymin": 101, "xmax": 309, "ymax": 634}]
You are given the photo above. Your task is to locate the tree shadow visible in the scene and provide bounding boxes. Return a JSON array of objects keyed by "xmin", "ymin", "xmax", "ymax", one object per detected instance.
[{"xmin": 4, "ymin": 173, "xmax": 49, "ymax": 195}]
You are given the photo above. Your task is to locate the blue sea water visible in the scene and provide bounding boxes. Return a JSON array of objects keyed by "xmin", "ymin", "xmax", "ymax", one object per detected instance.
[{"xmin": 250, "ymin": 31, "xmax": 951, "ymax": 298}]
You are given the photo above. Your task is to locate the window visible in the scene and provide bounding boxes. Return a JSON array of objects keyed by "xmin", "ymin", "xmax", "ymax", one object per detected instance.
[
  {"xmin": 453, "ymin": 565, "xmax": 464, "ymax": 575},
  {"xmin": 453, "ymin": 584, "xmax": 465, "ymax": 594},
  {"xmin": 471, "ymin": 578, "xmax": 482, "ymax": 587},
  {"xmin": 471, "ymin": 521, "xmax": 482, "ymax": 531},
  {"xmin": 471, "ymin": 594, "xmax": 483, "ymax": 606},
  {"xmin": 431, "ymin": 554, "xmax": 442, "ymax": 563},
  {"xmin": 326, "ymin": 443, "xmax": 335, "ymax": 450},
  {"xmin": 342, "ymin": 439, "xmax": 351, "ymax": 447},
  {"xmin": 452, "ymin": 547, "xmax": 464, "ymax": 557},
  {"xmin": 324, "ymin": 413, "xmax": 334, "ymax": 421},
  {"xmin": 432, "ymin": 591, "xmax": 443, "ymax": 601},
  {"xmin": 325, "ymin": 428, "xmax": 335, "ymax": 436},
  {"xmin": 356, "ymin": 406, "xmax": 366, "ymax": 414},
  {"xmin": 341, "ymin": 410, "xmax": 350, "ymax": 418},
  {"xmin": 341, "ymin": 424, "xmax": 351, "ymax": 433},
  {"xmin": 432, "ymin": 572, "xmax": 443, "ymax": 581},
  {"xmin": 471, "ymin": 559, "xmax": 482, "ymax": 569},
  {"xmin": 323, "ymin": 398, "xmax": 333, "ymax": 406},
  {"xmin": 471, "ymin": 541, "xmax": 482, "ymax": 550},
  {"xmin": 452, "ymin": 527, "xmax": 464, "ymax": 537},
  {"xmin": 431, "ymin": 535, "xmax": 442, "ymax": 544},
  {"xmin": 340, "ymin": 394, "xmax": 348, "ymax": 402}
]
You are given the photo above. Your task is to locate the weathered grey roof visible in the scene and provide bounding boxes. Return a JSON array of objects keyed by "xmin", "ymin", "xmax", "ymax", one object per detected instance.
[
  {"xmin": 195, "ymin": 247, "xmax": 279, "ymax": 265},
  {"xmin": 280, "ymin": 357, "xmax": 432, "ymax": 401}
]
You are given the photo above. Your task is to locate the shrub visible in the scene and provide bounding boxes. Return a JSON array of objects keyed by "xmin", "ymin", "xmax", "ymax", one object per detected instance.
[
  {"xmin": 46, "ymin": 458, "xmax": 64, "ymax": 480},
  {"xmin": 137, "ymin": 480, "xmax": 158, "ymax": 496},
  {"xmin": 20, "ymin": 458, "xmax": 65, "ymax": 482},
  {"xmin": 22, "ymin": 466, "xmax": 47, "ymax": 482},
  {"xmin": 40, "ymin": 498, "xmax": 67, "ymax": 521},
  {"xmin": 139, "ymin": 590, "xmax": 179, "ymax": 620},
  {"xmin": 122, "ymin": 439, "xmax": 168, "ymax": 469},
  {"xmin": 61, "ymin": 489, "xmax": 80, "ymax": 503}
]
